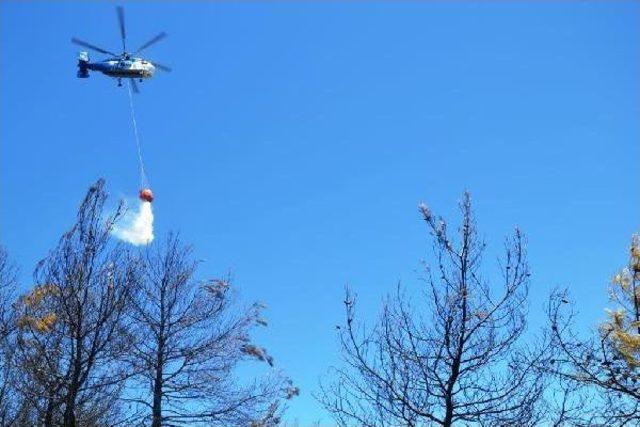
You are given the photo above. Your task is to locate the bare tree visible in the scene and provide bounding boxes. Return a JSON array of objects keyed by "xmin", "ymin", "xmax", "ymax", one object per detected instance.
[
  {"xmin": 545, "ymin": 235, "xmax": 640, "ymax": 426},
  {"xmin": 0, "ymin": 246, "xmax": 23, "ymax": 426},
  {"xmin": 126, "ymin": 234, "xmax": 296, "ymax": 427},
  {"xmin": 320, "ymin": 193, "xmax": 546, "ymax": 426},
  {"xmin": 13, "ymin": 180, "xmax": 140, "ymax": 427}
]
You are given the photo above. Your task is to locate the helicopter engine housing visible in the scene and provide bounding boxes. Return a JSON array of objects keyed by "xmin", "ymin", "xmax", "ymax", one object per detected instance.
[{"xmin": 77, "ymin": 51, "xmax": 89, "ymax": 78}]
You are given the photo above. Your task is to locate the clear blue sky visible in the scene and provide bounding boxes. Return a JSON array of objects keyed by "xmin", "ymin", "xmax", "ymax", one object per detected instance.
[{"xmin": 1, "ymin": 1, "xmax": 639, "ymax": 423}]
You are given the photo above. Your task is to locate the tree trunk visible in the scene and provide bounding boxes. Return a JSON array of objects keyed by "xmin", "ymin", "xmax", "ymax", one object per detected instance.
[
  {"xmin": 151, "ymin": 358, "xmax": 163, "ymax": 427},
  {"xmin": 63, "ymin": 400, "xmax": 76, "ymax": 427},
  {"xmin": 64, "ymin": 318, "xmax": 84, "ymax": 427},
  {"xmin": 63, "ymin": 374, "xmax": 79, "ymax": 427},
  {"xmin": 44, "ymin": 397, "xmax": 55, "ymax": 427},
  {"xmin": 152, "ymin": 293, "xmax": 165, "ymax": 427}
]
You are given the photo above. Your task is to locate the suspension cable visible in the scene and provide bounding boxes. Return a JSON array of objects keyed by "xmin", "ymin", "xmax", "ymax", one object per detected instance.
[{"xmin": 127, "ymin": 80, "xmax": 148, "ymax": 189}]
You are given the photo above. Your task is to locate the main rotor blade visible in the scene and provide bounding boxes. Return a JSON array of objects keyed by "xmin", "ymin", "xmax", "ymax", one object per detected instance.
[
  {"xmin": 134, "ymin": 32, "xmax": 167, "ymax": 54},
  {"xmin": 71, "ymin": 37, "xmax": 117, "ymax": 56},
  {"xmin": 116, "ymin": 6, "xmax": 126, "ymax": 52},
  {"xmin": 129, "ymin": 78, "xmax": 140, "ymax": 94},
  {"xmin": 151, "ymin": 61, "xmax": 172, "ymax": 73}
]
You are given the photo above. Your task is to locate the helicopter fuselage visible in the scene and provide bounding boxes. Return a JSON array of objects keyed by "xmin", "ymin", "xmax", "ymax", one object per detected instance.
[
  {"xmin": 72, "ymin": 7, "xmax": 169, "ymax": 90},
  {"xmin": 85, "ymin": 56, "xmax": 156, "ymax": 79}
]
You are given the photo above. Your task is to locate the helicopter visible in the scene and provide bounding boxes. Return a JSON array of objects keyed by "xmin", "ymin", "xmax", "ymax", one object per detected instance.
[{"xmin": 72, "ymin": 6, "xmax": 171, "ymax": 92}]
